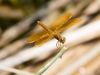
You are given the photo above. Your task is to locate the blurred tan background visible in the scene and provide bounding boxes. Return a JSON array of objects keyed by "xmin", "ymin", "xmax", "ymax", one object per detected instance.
[{"xmin": 0, "ymin": 0, "xmax": 100, "ymax": 75}]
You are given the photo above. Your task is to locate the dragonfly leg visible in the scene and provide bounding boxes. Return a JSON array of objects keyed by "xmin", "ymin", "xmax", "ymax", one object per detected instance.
[
  {"xmin": 56, "ymin": 40, "xmax": 62, "ymax": 50},
  {"xmin": 56, "ymin": 40, "xmax": 68, "ymax": 58}
]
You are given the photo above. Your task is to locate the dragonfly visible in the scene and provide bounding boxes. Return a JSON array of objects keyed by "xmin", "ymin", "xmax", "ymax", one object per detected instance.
[{"xmin": 26, "ymin": 13, "xmax": 82, "ymax": 47}]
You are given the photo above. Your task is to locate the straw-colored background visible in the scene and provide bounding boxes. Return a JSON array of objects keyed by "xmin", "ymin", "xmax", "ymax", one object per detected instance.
[{"xmin": 0, "ymin": 0, "xmax": 100, "ymax": 75}]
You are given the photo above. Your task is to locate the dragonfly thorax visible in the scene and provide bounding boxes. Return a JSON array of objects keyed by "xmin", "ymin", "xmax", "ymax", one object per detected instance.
[{"xmin": 53, "ymin": 32, "xmax": 66, "ymax": 44}]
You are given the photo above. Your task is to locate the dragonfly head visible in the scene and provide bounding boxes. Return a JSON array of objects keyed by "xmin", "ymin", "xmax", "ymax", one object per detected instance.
[{"xmin": 61, "ymin": 37, "xmax": 66, "ymax": 44}]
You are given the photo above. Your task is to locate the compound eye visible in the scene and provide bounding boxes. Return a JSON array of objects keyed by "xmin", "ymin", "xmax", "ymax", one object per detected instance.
[{"xmin": 61, "ymin": 37, "xmax": 66, "ymax": 43}]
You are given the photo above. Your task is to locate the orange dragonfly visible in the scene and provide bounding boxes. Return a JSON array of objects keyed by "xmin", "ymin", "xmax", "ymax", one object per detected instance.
[{"xmin": 26, "ymin": 13, "xmax": 82, "ymax": 47}]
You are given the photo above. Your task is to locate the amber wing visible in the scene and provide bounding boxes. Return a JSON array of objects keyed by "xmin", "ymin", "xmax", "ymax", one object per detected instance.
[
  {"xmin": 26, "ymin": 30, "xmax": 47, "ymax": 43},
  {"xmin": 50, "ymin": 13, "xmax": 72, "ymax": 31},
  {"xmin": 59, "ymin": 18, "xmax": 82, "ymax": 32},
  {"xmin": 35, "ymin": 33, "xmax": 53, "ymax": 46}
]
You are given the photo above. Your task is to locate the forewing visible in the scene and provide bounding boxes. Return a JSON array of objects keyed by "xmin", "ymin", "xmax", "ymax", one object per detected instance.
[
  {"xmin": 50, "ymin": 13, "xmax": 72, "ymax": 31},
  {"xmin": 59, "ymin": 18, "xmax": 82, "ymax": 32},
  {"xmin": 35, "ymin": 34, "xmax": 53, "ymax": 47},
  {"xmin": 26, "ymin": 30, "xmax": 47, "ymax": 43}
]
